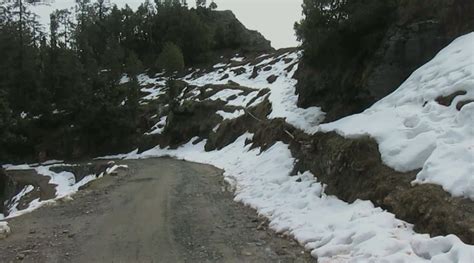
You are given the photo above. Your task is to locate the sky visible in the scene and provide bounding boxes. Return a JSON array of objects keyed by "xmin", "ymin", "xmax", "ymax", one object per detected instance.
[
  {"xmin": 30, "ymin": 0, "xmax": 304, "ymax": 49},
  {"xmin": 213, "ymin": 0, "xmax": 304, "ymax": 48}
]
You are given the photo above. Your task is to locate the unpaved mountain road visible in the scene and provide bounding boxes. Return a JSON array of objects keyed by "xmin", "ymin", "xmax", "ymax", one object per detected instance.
[{"xmin": 0, "ymin": 158, "xmax": 314, "ymax": 263}]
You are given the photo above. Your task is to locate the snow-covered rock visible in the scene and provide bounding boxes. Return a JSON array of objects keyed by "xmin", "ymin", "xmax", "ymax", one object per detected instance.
[
  {"xmin": 0, "ymin": 221, "xmax": 11, "ymax": 239},
  {"xmin": 321, "ymin": 32, "xmax": 474, "ymax": 199}
]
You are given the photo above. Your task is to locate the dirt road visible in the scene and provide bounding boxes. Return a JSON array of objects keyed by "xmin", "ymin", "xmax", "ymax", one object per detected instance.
[{"xmin": 0, "ymin": 158, "xmax": 314, "ymax": 262}]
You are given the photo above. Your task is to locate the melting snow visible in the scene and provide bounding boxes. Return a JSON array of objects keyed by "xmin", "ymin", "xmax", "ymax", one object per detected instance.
[{"xmin": 321, "ymin": 32, "xmax": 474, "ymax": 199}]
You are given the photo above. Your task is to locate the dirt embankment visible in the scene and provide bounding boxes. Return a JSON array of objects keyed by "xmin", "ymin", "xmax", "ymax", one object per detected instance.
[{"xmin": 249, "ymin": 119, "xmax": 474, "ymax": 244}]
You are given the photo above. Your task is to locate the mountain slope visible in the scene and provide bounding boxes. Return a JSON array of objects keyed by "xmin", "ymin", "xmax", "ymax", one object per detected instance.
[
  {"xmin": 321, "ymin": 32, "xmax": 474, "ymax": 199},
  {"xmin": 1, "ymin": 26, "xmax": 473, "ymax": 263}
]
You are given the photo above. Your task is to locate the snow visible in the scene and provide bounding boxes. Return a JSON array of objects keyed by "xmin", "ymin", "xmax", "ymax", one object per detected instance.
[
  {"xmin": 2, "ymin": 163, "xmax": 102, "ymax": 218},
  {"xmin": 7, "ymin": 185, "xmax": 35, "ymax": 216},
  {"xmin": 217, "ymin": 109, "xmax": 245, "ymax": 120},
  {"xmin": 145, "ymin": 116, "xmax": 167, "ymax": 135},
  {"xmin": 0, "ymin": 221, "xmax": 10, "ymax": 239},
  {"xmin": 321, "ymin": 32, "xmax": 474, "ymax": 199},
  {"xmin": 208, "ymin": 89, "xmax": 244, "ymax": 102},
  {"xmin": 105, "ymin": 164, "xmax": 128, "ymax": 174},
  {"xmin": 213, "ymin": 62, "xmax": 228, "ymax": 69},
  {"xmin": 103, "ymin": 134, "xmax": 474, "ymax": 262},
  {"xmin": 139, "ymin": 74, "xmax": 166, "ymax": 102},
  {"xmin": 230, "ymin": 56, "xmax": 245, "ymax": 62},
  {"xmin": 183, "ymin": 51, "xmax": 324, "ymax": 133}
]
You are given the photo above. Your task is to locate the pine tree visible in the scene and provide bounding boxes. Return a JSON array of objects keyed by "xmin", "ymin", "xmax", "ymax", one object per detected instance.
[
  {"xmin": 156, "ymin": 42, "xmax": 184, "ymax": 74},
  {"xmin": 209, "ymin": 1, "xmax": 217, "ymax": 10},
  {"xmin": 196, "ymin": 0, "xmax": 206, "ymax": 8}
]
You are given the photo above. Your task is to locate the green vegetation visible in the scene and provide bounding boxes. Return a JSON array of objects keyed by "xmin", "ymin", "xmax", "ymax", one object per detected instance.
[
  {"xmin": 0, "ymin": 0, "xmax": 263, "ymax": 162},
  {"xmin": 157, "ymin": 42, "xmax": 185, "ymax": 73}
]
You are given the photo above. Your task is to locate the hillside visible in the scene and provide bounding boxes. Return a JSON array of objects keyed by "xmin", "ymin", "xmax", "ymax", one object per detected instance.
[
  {"xmin": 1, "ymin": 1, "xmax": 474, "ymax": 262},
  {"xmin": 2, "ymin": 34, "xmax": 474, "ymax": 261}
]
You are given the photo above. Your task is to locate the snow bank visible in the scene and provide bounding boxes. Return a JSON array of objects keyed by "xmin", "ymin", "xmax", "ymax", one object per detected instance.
[
  {"xmin": 321, "ymin": 32, "xmax": 474, "ymax": 199},
  {"xmin": 105, "ymin": 135, "xmax": 474, "ymax": 262},
  {"xmin": 0, "ymin": 221, "xmax": 10, "ymax": 239}
]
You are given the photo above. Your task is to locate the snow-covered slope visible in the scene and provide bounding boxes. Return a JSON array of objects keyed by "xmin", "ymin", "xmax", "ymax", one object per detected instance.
[
  {"xmin": 321, "ymin": 32, "xmax": 474, "ymax": 199},
  {"xmin": 183, "ymin": 51, "xmax": 324, "ymax": 133},
  {"xmin": 103, "ymin": 43, "xmax": 474, "ymax": 262}
]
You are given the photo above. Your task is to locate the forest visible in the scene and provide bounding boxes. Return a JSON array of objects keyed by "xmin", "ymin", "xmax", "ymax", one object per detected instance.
[{"xmin": 0, "ymin": 0, "xmax": 263, "ymax": 161}]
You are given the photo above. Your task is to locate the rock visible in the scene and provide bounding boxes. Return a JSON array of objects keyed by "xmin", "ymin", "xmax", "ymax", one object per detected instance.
[
  {"xmin": 0, "ymin": 221, "xmax": 10, "ymax": 239},
  {"xmin": 231, "ymin": 67, "xmax": 246, "ymax": 75},
  {"xmin": 266, "ymin": 75, "xmax": 278, "ymax": 84}
]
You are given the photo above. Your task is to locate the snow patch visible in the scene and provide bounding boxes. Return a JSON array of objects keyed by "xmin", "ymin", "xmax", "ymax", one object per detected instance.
[
  {"xmin": 216, "ymin": 109, "xmax": 245, "ymax": 120},
  {"xmin": 146, "ymin": 116, "xmax": 167, "ymax": 135}
]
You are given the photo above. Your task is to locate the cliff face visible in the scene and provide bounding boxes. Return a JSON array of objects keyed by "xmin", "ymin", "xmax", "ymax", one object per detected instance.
[
  {"xmin": 210, "ymin": 10, "xmax": 274, "ymax": 53},
  {"xmin": 295, "ymin": 0, "xmax": 474, "ymax": 122}
]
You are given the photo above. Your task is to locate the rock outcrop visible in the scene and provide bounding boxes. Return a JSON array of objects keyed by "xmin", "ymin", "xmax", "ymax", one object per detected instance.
[{"xmin": 211, "ymin": 10, "xmax": 274, "ymax": 53}]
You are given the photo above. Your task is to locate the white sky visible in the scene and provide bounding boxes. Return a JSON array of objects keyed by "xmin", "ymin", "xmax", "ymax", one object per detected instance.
[{"xmin": 213, "ymin": 0, "xmax": 303, "ymax": 48}]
